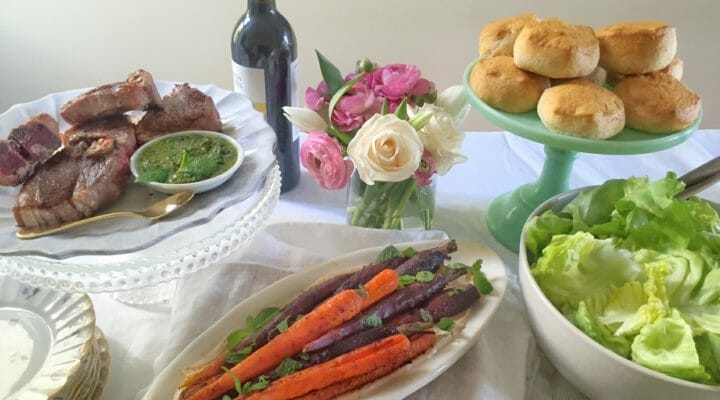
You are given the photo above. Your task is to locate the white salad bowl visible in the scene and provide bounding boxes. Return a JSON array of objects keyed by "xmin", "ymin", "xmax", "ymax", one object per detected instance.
[
  {"xmin": 130, "ymin": 130, "xmax": 244, "ymax": 194},
  {"xmin": 518, "ymin": 188, "xmax": 720, "ymax": 400}
]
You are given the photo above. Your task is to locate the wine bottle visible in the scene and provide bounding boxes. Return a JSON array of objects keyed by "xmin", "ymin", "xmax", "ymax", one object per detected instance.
[{"xmin": 231, "ymin": 0, "xmax": 300, "ymax": 193}]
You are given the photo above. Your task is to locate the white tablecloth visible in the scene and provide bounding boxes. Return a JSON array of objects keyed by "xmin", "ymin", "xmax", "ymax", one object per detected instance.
[{"xmin": 90, "ymin": 130, "xmax": 720, "ymax": 400}]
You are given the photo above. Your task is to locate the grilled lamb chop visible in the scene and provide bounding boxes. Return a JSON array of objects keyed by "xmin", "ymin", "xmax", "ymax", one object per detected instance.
[
  {"xmin": 13, "ymin": 117, "xmax": 134, "ymax": 229},
  {"xmin": 136, "ymin": 83, "xmax": 221, "ymax": 144},
  {"xmin": 60, "ymin": 70, "xmax": 161, "ymax": 125},
  {"xmin": 62, "ymin": 115, "xmax": 137, "ymax": 156},
  {"xmin": 0, "ymin": 113, "xmax": 61, "ymax": 186}
]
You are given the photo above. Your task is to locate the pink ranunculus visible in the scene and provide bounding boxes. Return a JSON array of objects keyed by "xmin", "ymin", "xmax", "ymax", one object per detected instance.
[
  {"xmin": 408, "ymin": 78, "xmax": 436, "ymax": 97},
  {"xmin": 372, "ymin": 64, "xmax": 422, "ymax": 100},
  {"xmin": 413, "ymin": 150, "xmax": 436, "ymax": 186},
  {"xmin": 305, "ymin": 81, "xmax": 329, "ymax": 112},
  {"xmin": 331, "ymin": 109, "xmax": 364, "ymax": 132},
  {"xmin": 300, "ymin": 132, "xmax": 353, "ymax": 190},
  {"xmin": 336, "ymin": 79, "xmax": 376, "ymax": 116}
]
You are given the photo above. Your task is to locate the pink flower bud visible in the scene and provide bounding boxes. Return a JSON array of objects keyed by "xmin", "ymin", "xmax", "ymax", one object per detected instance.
[{"xmin": 300, "ymin": 132, "xmax": 353, "ymax": 190}]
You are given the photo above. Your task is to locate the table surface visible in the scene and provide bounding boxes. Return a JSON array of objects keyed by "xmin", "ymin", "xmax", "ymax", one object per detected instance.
[{"xmin": 89, "ymin": 130, "xmax": 720, "ymax": 400}]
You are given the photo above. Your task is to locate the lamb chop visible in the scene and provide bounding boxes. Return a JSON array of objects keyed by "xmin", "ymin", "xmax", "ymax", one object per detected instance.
[
  {"xmin": 136, "ymin": 83, "xmax": 222, "ymax": 144},
  {"xmin": 13, "ymin": 117, "xmax": 134, "ymax": 229},
  {"xmin": 60, "ymin": 70, "xmax": 161, "ymax": 125},
  {"xmin": 0, "ymin": 113, "xmax": 61, "ymax": 186}
]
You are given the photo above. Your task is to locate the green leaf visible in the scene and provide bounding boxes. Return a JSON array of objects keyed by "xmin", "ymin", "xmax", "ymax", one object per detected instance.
[
  {"xmin": 445, "ymin": 287, "xmax": 462, "ymax": 297},
  {"xmin": 449, "ymin": 262, "xmax": 469, "ymax": 270},
  {"xmin": 523, "ymin": 210, "xmax": 573, "ymax": 256},
  {"xmin": 572, "ymin": 300, "xmax": 632, "ymax": 358},
  {"xmin": 135, "ymin": 168, "xmax": 169, "ymax": 184},
  {"xmin": 315, "ymin": 50, "xmax": 344, "ymax": 95},
  {"xmin": 327, "ymin": 72, "xmax": 366, "ymax": 121},
  {"xmin": 468, "ymin": 258, "xmax": 492, "ymax": 295},
  {"xmin": 224, "ymin": 345, "xmax": 253, "ymax": 364},
  {"xmin": 274, "ymin": 358, "xmax": 304, "ymax": 378},
  {"xmin": 376, "ymin": 245, "xmax": 400, "ymax": 263},
  {"xmin": 226, "ymin": 327, "xmax": 253, "ymax": 351},
  {"xmin": 295, "ymin": 314, "xmax": 305, "ymax": 323},
  {"xmin": 250, "ymin": 307, "xmax": 281, "ymax": 331},
  {"xmin": 276, "ymin": 317, "xmax": 290, "ymax": 333},
  {"xmin": 415, "ymin": 271, "xmax": 434, "ymax": 283},
  {"xmin": 403, "ymin": 247, "xmax": 418, "ymax": 257},
  {"xmin": 357, "ymin": 283, "xmax": 368, "ymax": 298},
  {"xmin": 243, "ymin": 376, "xmax": 270, "ymax": 393},
  {"xmin": 363, "ymin": 312, "xmax": 383, "ymax": 328},
  {"xmin": 399, "ymin": 275, "xmax": 417, "ymax": 288},
  {"xmin": 177, "ymin": 148, "xmax": 190, "ymax": 170},
  {"xmin": 393, "ymin": 97, "xmax": 408, "ymax": 120},
  {"xmin": 299, "ymin": 352, "xmax": 310, "ymax": 361},
  {"xmin": 221, "ymin": 366, "xmax": 243, "ymax": 394},
  {"xmin": 419, "ymin": 308, "xmax": 433, "ymax": 322},
  {"xmin": 380, "ymin": 98, "xmax": 389, "ymax": 115},
  {"xmin": 696, "ymin": 333, "xmax": 720, "ymax": 382},
  {"xmin": 437, "ymin": 317, "xmax": 454, "ymax": 331},
  {"xmin": 222, "ymin": 396, "xmax": 232, "ymax": 400}
]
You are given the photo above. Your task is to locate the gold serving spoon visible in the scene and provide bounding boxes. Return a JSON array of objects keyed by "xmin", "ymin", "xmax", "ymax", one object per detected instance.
[{"xmin": 17, "ymin": 190, "xmax": 195, "ymax": 240}]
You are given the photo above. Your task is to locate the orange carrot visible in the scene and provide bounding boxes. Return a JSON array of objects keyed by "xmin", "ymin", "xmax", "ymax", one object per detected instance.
[
  {"xmin": 292, "ymin": 333, "xmax": 437, "ymax": 400},
  {"xmin": 185, "ymin": 269, "xmax": 400, "ymax": 400},
  {"xmin": 244, "ymin": 334, "xmax": 411, "ymax": 400},
  {"xmin": 359, "ymin": 269, "xmax": 399, "ymax": 309},
  {"xmin": 181, "ymin": 358, "xmax": 225, "ymax": 389}
]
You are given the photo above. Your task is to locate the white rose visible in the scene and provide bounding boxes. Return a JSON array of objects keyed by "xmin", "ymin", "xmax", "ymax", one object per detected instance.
[
  {"xmin": 282, "ymin": 106, "xmax": 328, "ymax": 132},
  {"xmin": 413, "ymin": 104, "xmax": 468, "ymax": 175},
  {"xmin": 347, "ymin": 114, "xmax": 423, "ymax": 185}
]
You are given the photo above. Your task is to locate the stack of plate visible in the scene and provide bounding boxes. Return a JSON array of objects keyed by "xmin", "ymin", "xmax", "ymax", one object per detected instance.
[{"xmin": 0, "ymin": 278, "xmax": 110, "ymax": 400}]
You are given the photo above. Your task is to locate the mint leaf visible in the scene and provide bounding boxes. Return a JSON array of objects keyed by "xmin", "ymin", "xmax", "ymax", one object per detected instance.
[
  {"xmin": 402, "ymin": 247, "xmax": 418, "ymax": 257},
  {"xmin": 445, "ymin": 288, "xmax": 462, "ymax": 297},
  {"xmin": 376, "ymin": 245, "xmax": 400, "ymax": 263},
  {"xmin": 221, "ymin": 366, "xmax": 243, "ymax": 394},
  {"xmin": 136, "ymin": 168, "xmax": 169, "ymax": 184},
  {"xmin": 250, "ymin": 307, "xmax": 281, "ymax": 331},
  {"xmin": 226, "ymin": 327, "xmax": 253, "ymax": 350},
  {"xmin": 437, "ymin": 317, "xmax": 454, "ymax": 331},
  {"xmin": 468, "ymin": 259, "xmax": 492, "ymax": 295},
  {"xmin": 419, "ymin": 308, "xmax": 433, "ymax": 323},
  {"xmin": 358, "ymin": 283, "xmax": 368, "ymax": 298},
  {"xmin": 415, "ymin": 271, "xmax": 434, "ymax": 283},
  {"xmin": 222, "ymin": 396, "xmax": 231, "ymax": 400},
  {"xmin": 449, "ymin": 262, "xmax": 469, "ymax": 270},
  {"xmin": 224, "ymin": 345, "xmax": 253, "ymax": 364},
  {"xmin": 399, "ymin": 274, "xmax": 417, "ymax": 288},
  {"xmin": 315, "ymin": 50, "xmax": 344, "ymax": 95},
  {"xmin": 363, "ymin": 312, "xmax": 383, "ymax": 328},
  {"xmin": 275, "ymin": 358, "xmax": 304, "ymax": 378},
  {"xmin": 243, "ymin": 376, "xmax": 270, "ymax": 393},
  {"xmin": 276, "ymin": 317, "xmax": 290, "ymax": 333}
]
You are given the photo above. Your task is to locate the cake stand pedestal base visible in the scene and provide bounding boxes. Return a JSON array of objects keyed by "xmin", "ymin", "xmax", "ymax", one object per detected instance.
[{"xmin": 487, "ymin": 146, "xmax": 578, "ymax": 252}]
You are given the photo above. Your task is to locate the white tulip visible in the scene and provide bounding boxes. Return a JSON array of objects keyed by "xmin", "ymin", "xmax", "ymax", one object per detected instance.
[
  {"xmin": 282, "ymin": 106, "xmax": 328, "ymax": 132},
  {"xmin": 435, "ymin": 85, "xmax": 470, "ymax": 125},
  {"xmin": 414, "ymin": 104, "xmax": 468, "ymax": 175},
  {"xmin": 347, "ymin": 114, "xmax": 423, "ymax": 185}
]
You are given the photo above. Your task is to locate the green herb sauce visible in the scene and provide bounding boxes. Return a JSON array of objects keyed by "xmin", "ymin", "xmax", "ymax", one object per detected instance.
[{"xmin": 135, "ymin": 134, "xmax": 237, "ymax": 184}]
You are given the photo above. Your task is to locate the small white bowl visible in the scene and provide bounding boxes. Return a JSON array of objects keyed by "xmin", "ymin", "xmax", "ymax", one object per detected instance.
[
  {"xmin": 130, "ymin": 131, "xmax": 244, "ymax": 194},
  {"xmin": 519, "ymin": 188, "xmax": 720, "ymax": 400}
]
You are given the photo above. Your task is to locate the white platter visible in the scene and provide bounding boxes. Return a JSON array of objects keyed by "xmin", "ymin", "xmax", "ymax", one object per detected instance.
[
  {"xmin": 0, "ymin": 81, "xmax": 281, "ymax": 292},
  {"xmin": 0, "ymin": 277, "xmax": 96, "ymax": 400},
  {"xmin": 145, "ymin": 239, "xmax": 508, "ymax": 400}
]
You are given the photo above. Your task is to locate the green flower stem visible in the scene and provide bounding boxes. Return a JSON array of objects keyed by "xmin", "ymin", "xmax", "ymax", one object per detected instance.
[{"xmin": 383, "ymin": 179, "xmax": 418, "ymax": 229}]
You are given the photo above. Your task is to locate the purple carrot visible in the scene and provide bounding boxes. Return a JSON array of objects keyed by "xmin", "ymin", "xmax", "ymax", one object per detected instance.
[
  {"xmin": 389, "ymin": 284, "xmax": 480, "ymax": 326},
  {"xmin": 302, "ymin": 268, "xmax": 467, "ymax": 353},
  {"xmin": 333, "ymin": 255, "xmax": 408, "ymax": 294},
  {"xmin": 394, "ymin": 240, "xmax": 458, "ymax": 277}
]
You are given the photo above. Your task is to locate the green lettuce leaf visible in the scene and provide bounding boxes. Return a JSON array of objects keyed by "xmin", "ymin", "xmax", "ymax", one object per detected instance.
[
  {"xmin": 532, "ymin": 232, "xmax": 642, "ymax": 309},
  {"xmin": 563, "ymin": 178, "xmax": 626, "ymax": 231},
  {"xmin": 572, "ymin": 300, "xmax": 632, "ymax": 358},
  {"xmin": 524, "ymin": 210, "xmax": 573, "ymax": 256},
  {"xmin": 631, "ymin": 310, "xmax": 712, "ymax": 383},
  {"xmin": 696, "ymin": 332, "xmax": 720, "ymax": 383}
]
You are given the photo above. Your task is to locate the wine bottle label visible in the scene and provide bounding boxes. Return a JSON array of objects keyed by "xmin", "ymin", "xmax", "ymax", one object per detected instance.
[{"xmin": 232, "ymin": 61, "xmax": 267, "ymax": 114}]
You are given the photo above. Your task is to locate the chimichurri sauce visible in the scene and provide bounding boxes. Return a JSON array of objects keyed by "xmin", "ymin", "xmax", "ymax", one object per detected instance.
[{"xmin": 135, "ymin": 134, "xmax": 238, "ymax": 184}]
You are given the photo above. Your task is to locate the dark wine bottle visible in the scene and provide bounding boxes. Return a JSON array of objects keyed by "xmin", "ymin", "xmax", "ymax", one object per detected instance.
[{"xmin": 231, "ymin": 0, "xmax": 300, "ymax": 193}]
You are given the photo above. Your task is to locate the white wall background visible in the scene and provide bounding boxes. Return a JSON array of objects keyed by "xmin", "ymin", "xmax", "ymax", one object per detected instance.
[{"xmin": 1, "ymin": 0, "xmax": 718, "ymax": 130}]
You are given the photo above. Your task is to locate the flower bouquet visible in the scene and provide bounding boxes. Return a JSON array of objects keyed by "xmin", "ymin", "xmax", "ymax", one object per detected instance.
[{"xmin": 284, "ymin": 52, "xmax": 469, "ymax": 230}]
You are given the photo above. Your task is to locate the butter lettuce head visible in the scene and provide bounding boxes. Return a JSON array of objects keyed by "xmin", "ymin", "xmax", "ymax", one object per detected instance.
[{"xmin": 529, "ymin": 173, "xmax": 720, "ymax": 385}]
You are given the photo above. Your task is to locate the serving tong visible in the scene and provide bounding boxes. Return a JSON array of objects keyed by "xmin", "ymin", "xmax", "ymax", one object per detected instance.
[{"xmin": 678, "ymin": 155, "xmax": 720, "ymax": 199}]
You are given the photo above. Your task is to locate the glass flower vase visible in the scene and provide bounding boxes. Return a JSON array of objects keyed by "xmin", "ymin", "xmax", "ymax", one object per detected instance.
[{"xmin": 346, "ymin": 172, "xmax": 436, "ymax": 230}]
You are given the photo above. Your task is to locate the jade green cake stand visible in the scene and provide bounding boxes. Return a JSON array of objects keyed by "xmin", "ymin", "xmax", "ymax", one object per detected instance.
[{"xmin": 462, "ymin": 60, "xmax": 702, "ymax": 252}]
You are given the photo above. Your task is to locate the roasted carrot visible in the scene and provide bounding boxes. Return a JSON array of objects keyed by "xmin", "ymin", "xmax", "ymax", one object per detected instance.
[
  {"xmin": 243, "ymin": 334, "xmax": 411, "ymax": 400},
  {"xmin": 185, "ymin": 269, "xmax": 400, "ymax": 400},
  {"xmin": 292, "ymin": 333, "xmax": 437, "ymax": 400}
]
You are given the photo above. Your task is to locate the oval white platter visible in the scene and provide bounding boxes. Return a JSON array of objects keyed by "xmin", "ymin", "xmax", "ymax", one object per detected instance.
[{"xmin": 145, "ymin": 239, "xmax": 508, "ymax": 400}]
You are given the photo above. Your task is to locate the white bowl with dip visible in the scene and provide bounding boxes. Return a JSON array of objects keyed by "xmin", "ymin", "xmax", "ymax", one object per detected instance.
[{"xmin": 130, "ymin": 130, "xmax": 244, "ymax": 194}]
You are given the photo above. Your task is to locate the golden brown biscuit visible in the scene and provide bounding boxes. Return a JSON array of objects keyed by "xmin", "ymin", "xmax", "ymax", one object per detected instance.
[
  {"xmin": 478, "ymin": 13, "xmax": 541, "ymax": 59},
  {"xmin": 469, "ymin": 56, "xmax": 551, "ymax": 113},
  {"xmin": 552, "ymin": 66, "xmax": 607, "ymax": 86},
  {"xmin": 513, "ymin": 19, "xmax": 600, "ymax": 78},
  {"xmin": 614, "ymin": 73, "xmax": 700, "ymax": 133},
  {"xmin": 537, "ymin": 78, "xmax": 625, "ymax": 139},
  {"xmin": 606, "ymin": 57, "xmax": 683, "ymax": 86},
  {"xmin": 596, "ymin": 22, "xmax": 677, "ymax": 75}
]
